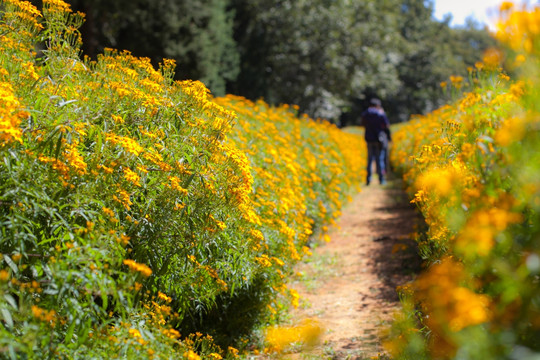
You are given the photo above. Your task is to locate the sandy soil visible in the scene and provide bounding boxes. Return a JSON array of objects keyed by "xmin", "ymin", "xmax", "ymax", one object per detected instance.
[{"xmin": 286, "ymin": 178, "xmax": 422, "ymax": 359}]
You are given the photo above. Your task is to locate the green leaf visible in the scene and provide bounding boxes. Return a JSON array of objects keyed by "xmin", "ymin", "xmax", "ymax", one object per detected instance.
[
  {"xmin": 95, "ymin": 131, "xmax": 103, "ymax": 158},
  {"xmin": 100, "ymin": 286, "xmax": 108, "ymax": 311},
  {"xmin": 64, "ymin": 318, "xmax": 78, "ymax": 344},
  {"xmin": 4, "ymin": 295, "xmax": 17, "ymax": 310},
  {"xmin": 3, "ymin": 153, "xmax": 11, "ymax": 172},
  {"xmin": 1, "ymin": 308, "xmax": 13, "ymax": 328},
  {"xmin": 479, "ymin": 135, "xmax": 494, "ymax": 143},
  {"xmin": 8, "ymin": 344, "xmax": 16, "ymax": 360},
  {"xmin": 57, "ymin": 99, "xmax": 77, "ymax": 107},
  {"xmin": 3, "ymin": 255, "xmax": 18, "ymax": 275},
  {"xmin": 43, "ymin": 287, "xmax": 59, "ymax": 296},
  {"xmin": 77, "ymin": 318, "xmax": 92, "ymax": 346},
  {"xmin": 54, "ymin": 132, "xmax": 63, "ymax": 160},
  {"xmin": 182, "ymin": 173, "xmax": 196, "ymax": 189}
]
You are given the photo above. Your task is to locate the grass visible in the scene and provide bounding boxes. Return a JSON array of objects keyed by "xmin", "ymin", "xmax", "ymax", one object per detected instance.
[{"xmin": 292, "ymin": 250, "xmax": 342, "ymax": 293}]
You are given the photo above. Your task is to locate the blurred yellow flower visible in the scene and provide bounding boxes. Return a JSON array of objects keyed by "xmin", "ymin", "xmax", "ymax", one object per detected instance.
[
  {"xmin": 264, "ymin": 318, "xmax": 322, "ymax": 353},
  {"xmin": 123, "ymin": 259, "xmax": 152, "ymax": 277}
]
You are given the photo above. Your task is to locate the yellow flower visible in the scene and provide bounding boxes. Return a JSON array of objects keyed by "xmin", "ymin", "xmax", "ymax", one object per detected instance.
[
  {"xmin": 102, "ymin": 206, "xmax": 115, "ymax": 218},
  {"xmin": 21, "ymin": 61, "xmax": 40, "ymax": 81},
  {"xmin": 128, "ymin": 328, "xmax": 142, "ymax": 338},
  {"xmin": 63, "ymin": 142, "xmax": 87, "ymax": 175},
  {"xmin": 123, "ymin": 259, "xmax": 152, "ymax": 277},
  {"xmin": 157, "ymin": 292, "xmax": 172, "ymax": 303},
  {"xmin": 494, "ymin": 116, "xmax": 526, "ymax": 146},
  {"xmin": 163, "ymin": 328, "xmax": 181, "ymax": 339},
  {"xmin": 264, "ymin": 319, "xmax": 322, "ymax": 353},
  {"xmin": 98, "ymin": 164, "xmax": 114, "ymax": 174},
  {"xmin": 449, "ymin": 75, "xmax": 464, "ymax": 88},
  {"xmin": 227, "ymin": 346, "xmax": 239, "ymax": 357},
  {"xmin": 0, "ymin": 270, "xmax": 10, "ymax": 281},
  {"xmin": 111, "ymin": 114, "xmax": 124, "ymax": 124},
  {"xmin": 448, "ymin": 287, "xmax": 491, "ymax": 332},
  {"xmin": 123, "ymin": 168, "xmax": 141, "ymax": 187},
  {"xmin": 255, "ymin": 255, "xmax": 272, "ymax": 268},
  {"xmin": 106, "ymin": 133, "xmax": 143, "ymax": 156},
  {"xmin": 0, "ymin": 81, "xmax": 26, "ymax": 144},
  {"xmin": 183, "ymin": 350, "xmax": 201, "ymax": 360},
  {"xmin": 31, "ymin": 305, "xmax": 56, "ymax": 326},
  {"xmin": 456, "ymin": 207, "xmax": 522, "ymax": 256},
  {"xmin": 113, "ymin": 189, "xmax": 132, "ymax": 210},
  {"xmin": 414, "ymin": 258, "xmax": 491, "ymax": 333},
  {"xmin": 500, "ymin": 1, "xmax": 514, "ymax": 12},
  {"xmin": 289, "ymin": 288, "xmax": 300, "ymax": 308},
  {"xmin": 482, "ymin": 48, "xmax": 503, "ymax": 69},
  {"xmin": 167, "ymin": 176, "xmax": 188, "ymax": 195}
]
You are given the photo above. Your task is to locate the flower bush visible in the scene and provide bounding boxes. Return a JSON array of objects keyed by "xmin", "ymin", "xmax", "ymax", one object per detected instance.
[
  {"xmin": 0, "ymin": 0, "xmax": 365, "ymax": 358},
  {"xmin": 386, "ymin": 2, "xmax": 540, "ymax": 359}
]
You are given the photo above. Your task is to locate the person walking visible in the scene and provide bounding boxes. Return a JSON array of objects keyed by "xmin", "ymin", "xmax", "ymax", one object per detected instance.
[{"xmin": 360, "ymin": 98, "xmax": 391, "ymax": 185}]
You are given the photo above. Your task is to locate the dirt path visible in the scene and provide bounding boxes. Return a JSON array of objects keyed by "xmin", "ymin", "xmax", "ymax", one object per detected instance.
[{"xmin": 287, "ymin": 177, "xmax": 422, "ymax": 359}]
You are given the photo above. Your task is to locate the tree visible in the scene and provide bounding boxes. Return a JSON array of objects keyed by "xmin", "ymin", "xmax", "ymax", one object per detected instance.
[
  {"xmin": 229, "ymin": 0, "xmax": 404, "ymax": 121},
  {"xmin": 31, "ymin": 0, "xmax": 496, "ymax": 121},
  {"xmin": 61, "ymin": 0, "xmax": 240, "ymax": 96},
  {"xmin": 230, "ymin": 0, "xmax": 496, "ymax": 123},
  {"xmin": 382, "ymin": 0, "xmax": 497, "ymax": 121}
]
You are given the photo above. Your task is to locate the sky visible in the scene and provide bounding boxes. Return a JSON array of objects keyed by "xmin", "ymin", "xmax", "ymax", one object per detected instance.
[{"xmin": 432, "ymin": 0, "xmax": 504, "ymax": 30}]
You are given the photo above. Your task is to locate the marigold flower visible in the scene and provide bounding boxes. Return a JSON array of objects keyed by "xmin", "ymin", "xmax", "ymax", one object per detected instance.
[
  {"xmin": 255, "ymin": 255, "xmax": 272, "ymax": 268},
  {"xmin": 483, "ymin": 48, "xmax": 504, "ymax": 69},
  {"xmin": 500, "ymin": 1, "xmax": 514, "ymax": 12},
  {"xmin": 157, "ymin": 292, "xmax": 172, "ymax": 303},
  {"xmin": 0, "ymin": 81, "xmax": 26, "ymax": 144},
  {"xmin": 0, "ymin": 270, "xmax": 9, "ymax": 281},
  {"xmin": 98, "ymin": 164, "xmax": 114, "ymax": 174},
  {"xmin": 163, "ymin": 328, "xmax": 181, "ymax": 339},
  {"xmin": 127, "ymin": 328, "xmax": 141, "ymax": 338},
  {"xmin": 111, "ymin": 114, "xmax": 124, "ymax": 124},
  {"xmin": 183, "ymin": 350, "xmax": 201, "ymax": 360},
  {"xmin": 31, "ymin": 305, "xmax": 57, "ymax": 326},
  {"xmin": 102, "ymin": 207, "xmax": 115, "ymax": 218},
  {"xmin": 167, "ymin": 176, "xmax": 188, "ymax": 195},
  {"xmin": 264, "ymin": 319, "xmax": 322, "ymax": 353},
  {"xmin": 106, "ymin": 133, "xmax": 143, "ymax": 156},
  {"xmin": 123, "ymin": 168, "xmax": 141, "ymax": 187},
  {"xmin": 64, "ymin": 142, "xmax": 87, "ymax": 175},
  {"xmin": 123, "ymin": 259, "xmax": 152, "ymax": 277}
]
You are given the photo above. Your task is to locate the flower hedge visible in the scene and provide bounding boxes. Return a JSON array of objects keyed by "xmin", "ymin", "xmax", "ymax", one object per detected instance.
[
  {"xmin": 386, "ymin": 3, "xmax": 540, "ymax": 359},
  {"xmin": 0, "ymin": 0, "xmax": 365, "ymax": 358}
]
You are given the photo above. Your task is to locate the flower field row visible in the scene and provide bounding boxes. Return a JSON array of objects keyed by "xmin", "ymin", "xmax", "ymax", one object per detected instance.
[
  {"xmin": 387, "ymin": 3, "xmax": 540, "ymax": 359},
  {"xmin": 0, "ymin": 1, "xmax": 365, "ymax": 358}
]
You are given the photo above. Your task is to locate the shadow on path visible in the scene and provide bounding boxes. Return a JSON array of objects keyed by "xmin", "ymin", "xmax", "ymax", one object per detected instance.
[{"xmin": 365, "ymin": 178, "xmax": 423, "ymax": 304}]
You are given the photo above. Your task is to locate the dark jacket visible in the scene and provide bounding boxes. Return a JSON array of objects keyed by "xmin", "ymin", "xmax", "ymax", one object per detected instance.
[{"xmin": 361, "ymin": 107, "xmax": 391, "ymax": 144}]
